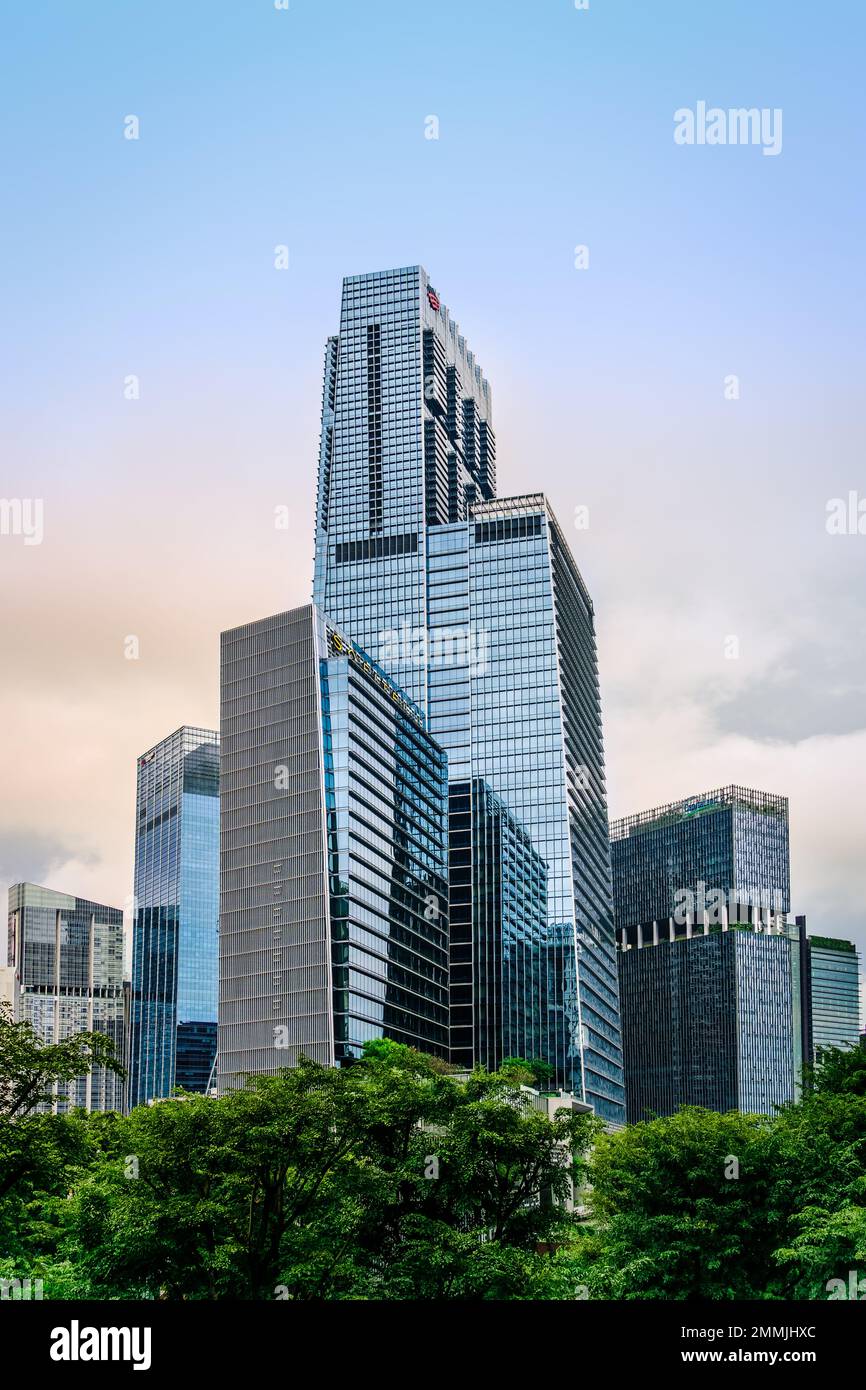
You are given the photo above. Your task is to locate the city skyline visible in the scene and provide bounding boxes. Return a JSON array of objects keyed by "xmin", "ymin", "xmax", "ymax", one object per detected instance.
[{"xmin": 2, "ymin": 1, "xmax": 865, "ymax": 994}]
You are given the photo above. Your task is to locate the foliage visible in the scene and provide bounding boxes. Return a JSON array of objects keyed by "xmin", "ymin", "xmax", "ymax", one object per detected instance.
[{"xmin": 1, "ymin": 1028, "xmax": 863, "ymax": 1301}]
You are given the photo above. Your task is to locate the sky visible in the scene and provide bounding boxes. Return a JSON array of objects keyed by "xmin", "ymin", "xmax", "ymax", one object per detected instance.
[{"xmin": 1, "ymin": 0, "xmax": 864, "ymax": 994}]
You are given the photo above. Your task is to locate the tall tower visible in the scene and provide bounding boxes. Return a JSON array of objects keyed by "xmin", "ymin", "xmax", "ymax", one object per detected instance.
[
  {"xmin": 313, "ymin": 266, "xmax": 494, "ymax": 712},
  {"xmin": 127, "ymin": 726, "xmax": 220, "ymax": 1106},
  {"xmin": 312, "ymin": 269, "xmax": 624, "ymax": 1123}
]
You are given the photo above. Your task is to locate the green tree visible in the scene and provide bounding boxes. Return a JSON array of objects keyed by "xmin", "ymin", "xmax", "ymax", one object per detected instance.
[
  {"xmin": 56, "ymin": 1043, "xmax": 593, "ymax": 1300},
  {"xmin": 0, "ymin": 1005, "xmax": 125, "ymax": 1266}
]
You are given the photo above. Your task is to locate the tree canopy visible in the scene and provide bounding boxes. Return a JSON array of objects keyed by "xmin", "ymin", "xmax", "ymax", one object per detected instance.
[{"xmin": 1, "ymin": 1012, "xmax": 863, "ymax": 1301}]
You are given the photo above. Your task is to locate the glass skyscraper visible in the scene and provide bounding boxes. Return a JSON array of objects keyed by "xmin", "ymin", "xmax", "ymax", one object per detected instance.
[
  {"xmin": 807, "ymin": 934, "xmax": 861, "ymax": 1056},
  {"xmin": 611, "ymin": 786, "xmax": 804, "ymax": 1118},
  {"xmin": 218, "ymin": 603, "xmax": 449, "ymax": 1092},
  {"xmin": 312, "ymin": 267, "xmax": 624, "ymax": 1123},
  {"xmin": 127, "ymin": 726, "xmax": 219, "ymax": 1107},
  {"xmin": 7, "ymin": 882, "xmax": 124, "ymax": 1112}
]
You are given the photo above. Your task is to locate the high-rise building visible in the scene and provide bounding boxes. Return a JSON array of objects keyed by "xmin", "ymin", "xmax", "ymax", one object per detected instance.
[
  {"xmin": 127, "ymin": 726, "xmax": 219, "ymax": 1107},
  {"xmin": 312, "ymin": 268, "xmax": 624, "ymax": 1122},
  {"xmin": 618, "ymin": 926, "xmax": 796, "ymax": 1120},
  {"xmin": 6, "ymin": 882, "xmax": 124, "ymax": 1112},
  {"xmin": 218, "ymin": 603, "xmax": 449, "ymax": 1092},
  {"xmin": 807, "ymin": 933, "xmax": 861, "ymax": 1056},
  {"xmin": 313, "ymin": 265, "xmax": 494, "ymax": 711},
  {"xmin": 610, "ymin": 786, "xmax": 809, "ymax": 1118}
]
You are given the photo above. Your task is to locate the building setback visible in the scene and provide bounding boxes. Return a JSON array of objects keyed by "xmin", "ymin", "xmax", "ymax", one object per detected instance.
[
  {"xmin": 7, "ymin": 882, "xmax": 124, "ymax": 1112},
  {"xmin": 218, "ymin": 603, "xmax": 449, "ymax": 1092},
  {"xmin": 312, "ymin": 268, "xmax": 624, "ymax": 1123},
  {"xmin": 127, "ymin": 726, "xmax": 220, "ymax": 1106}
]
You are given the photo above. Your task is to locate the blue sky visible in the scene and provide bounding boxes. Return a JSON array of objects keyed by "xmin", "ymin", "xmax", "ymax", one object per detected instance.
[{"xmin": 1, "ymin": 0, "xmax": 864, "ymax": 979}]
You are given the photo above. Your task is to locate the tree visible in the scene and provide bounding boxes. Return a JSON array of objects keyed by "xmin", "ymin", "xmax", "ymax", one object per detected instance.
[
  {"xmin": 56, "ymin": 1044, "xmax": 594, "ymax": 1300},
  {"xmin": 0, "ymin": 1005, "xmax": 125, "ymax": 1264},
  {"xmin": 582, "ymin": 1108, "xmax": 781, "ymax": 1299},
  {"xmin": 0, "ymin": 1004, "xmax": 124, "ymax": 1122}
]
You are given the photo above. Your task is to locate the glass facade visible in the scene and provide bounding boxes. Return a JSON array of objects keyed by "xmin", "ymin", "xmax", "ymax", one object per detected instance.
[
  {"xmin": 313, "ymin": 265, "xmax": 494, "ymax": 714},
  {"xmin": 619, "ymin": 928, "xmax": 796, "ymax": 1120},
  {"xmin": 808, "ymin": 935, "xmax": 861, "ymax": 1056},
  {"xmin": 218, "ymin": 604, "xmax": 449, "ymax": 1091},
  {"xmin": 6, "ymin": 882, "xmax": 124, "ymax": 1112},
  {"xmin": 612, "ymin": 786, "xmax": 803, "ymax": 1118},
  {"xmin": 312, "ymin": 268, "xmax": 624, "ymax": 1123},
  {"xmin": 449, "ymin": 779, "xmax": 547, "ymax": 1072},
  {"xmin": 610, "ymin": 785, "xmax": 791, "ymax": 937},
  {"xmin": 127, "ymin": 726, "xmax": 219, "ymax": 1107}
]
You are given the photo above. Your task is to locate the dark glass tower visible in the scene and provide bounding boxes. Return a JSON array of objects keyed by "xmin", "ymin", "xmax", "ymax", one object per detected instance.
[
  {"xmin": 807, "ymin": 933, "xmax": 861, "ymax": 1056},
  {"xmin": 448, "ymin": 779, "xmax": 547, "ymax": 1072},
  {"xmin": 311, "ymin": 268, "xmax": 624, "ymax": 1122},
  {"xmin": 127, "ymin": 726, "xmax": 219, "ymax": 1106},
  {"xmin": 610, "ymin": 785, "xmax": 791, "ymax": 938},
  {"xmin": 618, "ymin": 927, "xmax": 796, "ymax": 1119},
  {"xmin": 7, "ymin": 882, "xmax": 124, "ymax": 1112},
  {"xmin": 611, "ymin": 786, "xmax": 804, "ymax": 1119},
  {"xmin": 218, "ymin": 604, "xmax": 449, "ymax": 1091}
]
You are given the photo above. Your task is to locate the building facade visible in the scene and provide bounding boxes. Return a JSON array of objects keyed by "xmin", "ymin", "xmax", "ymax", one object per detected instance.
[
  {"xmin": 311, "ymin": 268, "xmax": 624, "ymax": 1123},
  {"xmin": 611, "ymin": 786, "xmax": 808, "ymax": 1117},
  {"xmin": 127, "ymin": 726, "xmax": 219, "ymax": 1107},
  {"xmin": 218, "ymin": 603, "xmax": 449, "ymax": 1092},
  {"xmin": 313, "ymin": 265, "xmax": 494, "ymax": 711},
  {"xmin": 618, "ymin": 926, "xmax": 796, "ymax": 1120},
  {"xmin": 610, "ymin": 785, "xmax": 791, "ymax": 938},
  {"xmin": 808, "ymin": 934, "xmax": 861, "ymax": 1056},
  {"xmin": 448, "ymin": 778, "xmax": 547, "ymax": 1072},
  {"xmin": 6, "ymin": 882, "xmax": 124, "ymax": 1112}
]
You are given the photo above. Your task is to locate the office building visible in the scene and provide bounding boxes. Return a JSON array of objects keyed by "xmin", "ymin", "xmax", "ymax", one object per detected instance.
[
  {"xmin": 313, "ymin": 265, "xmax": 494, "ymax": 710},
  {"xmin": 127, "ymin": 726, "xmax": 219, "ymax": 1107},
  {"xmin": 218, "ymin": 603, "xmax": 449, "ymax": 1092},
  {"xmin": 610, "ymin": 785, "xmax": 791, "ymax": 937},
  {"xmin": 6, "ymin": 882, "xmax": 124, "ymax": 1112},
  {"xmin": 312, "ymin": 268, "xmax": 624, "ymax": 1122},
  {"xmin": 808, "ymin": 933, "xmax": 861, "ymax": 1056},
  {"xmin": 611, "ymin": 786, "xmax": 808, "ymax": 1118}
]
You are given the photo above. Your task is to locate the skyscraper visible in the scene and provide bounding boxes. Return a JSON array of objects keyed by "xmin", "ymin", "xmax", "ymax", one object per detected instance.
[
  {"xmin": 611, "ymin": 786, "xmax": 804, "ymax": 1119},
  {"xmin": 218, "ymin": 603, "xmax": 449, "ymax": 1092},
  {"xmin": 127, "ymin": 726, "xmax": 219, "ymax": 1106},
  {"xmin": 807, "ymin": 933, "xmax": 861, "ymax": 1056},
  {"xmin": 313, "ymin": 265, "xmax": 494, "ymax": 711},
  {"xmin": 6, "ymin": 882, "xmax": 124, "ymax": 1112},
  {"xmin": 312, "ymin": 268, "xmax": 624, "ymax": 1122}
]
